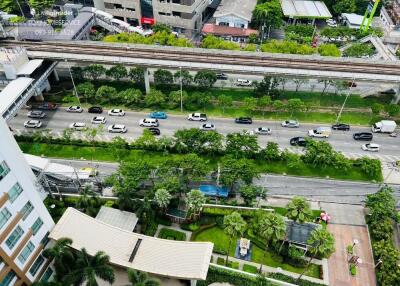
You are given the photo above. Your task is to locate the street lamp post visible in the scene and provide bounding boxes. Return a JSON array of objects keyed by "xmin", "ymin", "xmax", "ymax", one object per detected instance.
[
  {"xmin": 352, "ymin": 238, "xmax": 359, "ymax": 252},
  {"xmin": 65, "ymin": 59, "xmax": 81, "ymax": 105},
  {"xmin": 179, "ymin": 66, "xmax": 183, "ymax": 113},
  {"xmin": 336, "ymin": 78, "xmax": 355, "ymax": 123}
]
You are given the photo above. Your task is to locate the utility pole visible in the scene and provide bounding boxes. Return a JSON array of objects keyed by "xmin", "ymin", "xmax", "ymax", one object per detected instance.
[
  {"xmin": 336, "ymin": 78, "xmax": 355, "ymax": 123},
  {"xmin": 65, "ymin": 58, "xmax": 81, "ymax": 105},
  {"xmin": 180, "ymin": 66, "xmax": 183, "ymax": 112}
]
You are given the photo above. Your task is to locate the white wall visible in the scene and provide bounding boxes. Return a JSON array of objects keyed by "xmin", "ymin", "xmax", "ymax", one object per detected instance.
[{"xmin": 216, "ymin": 14, "xmax": 249, "ymax": 29}]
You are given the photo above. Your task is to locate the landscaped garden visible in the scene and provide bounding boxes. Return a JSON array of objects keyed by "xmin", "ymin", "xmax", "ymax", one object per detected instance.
[{"xmin": 158, "ymin": 227, "xmax": 186, "ymax": 241}]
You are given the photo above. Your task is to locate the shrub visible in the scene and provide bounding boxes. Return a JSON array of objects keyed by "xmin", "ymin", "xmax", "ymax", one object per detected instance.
[
  {"xmin": 268, "ymin": 273, "xmax": 326, "ymax": 286},
  {"xmin": 180, "ymin": 222, "xmax": 200, "ymax": 231},
  {"xmin": 202, "ymin": 206, "xmax": 258, "ymax": 218},
  {"xmin": 243, "ymin": 264, "xmax": 258, "ymax": 274},
  {"xmin": 350, "ymin": 264, "xmax": 357, "ymax": 276},
  {"xmin": 158, "ymin": 228, "xmax": 186, "ymax": 241},
  {"xmin": 216, "ymin": 257, "xmax": 225, "ymax": 266},
  {"xmin": 226, "ymin": 260, "xmax": 240, "ymax": 269},
  {"xmin": 155, "ymin": 215, "xmax": 172, "ymax": 226}
]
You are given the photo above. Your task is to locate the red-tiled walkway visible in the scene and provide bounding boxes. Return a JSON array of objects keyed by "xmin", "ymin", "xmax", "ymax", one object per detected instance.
[{"xmin": 328, "ymin": 224, "xmax": 376, "ymax": 286}]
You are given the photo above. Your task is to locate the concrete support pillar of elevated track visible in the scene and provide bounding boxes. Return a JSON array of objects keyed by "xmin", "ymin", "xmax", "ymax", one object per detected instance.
[
  {"xmin": 53, "ymin": 69, "xmax": 59, "ymax": 81},
  {"xmin": 144, "ymin": 68, "xmax": 150, "ymax": 95},
  {"xmin": 392, "ymin": 85, "xmax": 400, "ymax": 104}
]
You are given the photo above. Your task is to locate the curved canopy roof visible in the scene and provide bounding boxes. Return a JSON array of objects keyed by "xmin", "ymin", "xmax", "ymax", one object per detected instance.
[{"xmin": 50, "ymin": 208, "xmax": 213, "ymax": 280}]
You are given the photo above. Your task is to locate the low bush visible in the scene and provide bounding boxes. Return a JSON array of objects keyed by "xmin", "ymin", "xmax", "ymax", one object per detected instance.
[
  {"xmin": 268, "ymin": 273, "xmax": 326, "ymax": 286},
  {"xmin": 227, "ymin": 260, "xmax": 240, "ymax": 269},
  {"xmin": 180, "ymin": 222, "xmax": 200, "ymax": 231},
  {"xmin": 155, "ymin": 215, "xmax": 172, "ymax": 226},
  {"xmin": 243, "ymin": 264, "xmax": 258, "ymax": 274},
  {"xmin": 350, "ymin": 264, "xmax": 357, "ymax": 276},
  {"xmin": 158, "ymin": 228, "xmax": 186, "ymax": 241},
  {"xmin": 216, "ymin": 257, "xmax": 225, "ymax": 266},
  {"xmin": 202, "ymin": 206, "xmax": 258, "ymax": 218},
  {"xmin": 143, "ymin": 219, "xmax": 158, "ymax": 236}
]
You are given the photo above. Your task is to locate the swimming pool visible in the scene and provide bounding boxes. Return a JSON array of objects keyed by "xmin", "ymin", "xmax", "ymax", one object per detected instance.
[{"xmin": 199, "ymin": 185, "xmax": 228, "ymax": 198}]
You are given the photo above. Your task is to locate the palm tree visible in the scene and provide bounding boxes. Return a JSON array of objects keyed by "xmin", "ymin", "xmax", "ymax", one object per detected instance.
[
  {"xmin": 223, "ymin": 212, "xmax": 247, "ymax": 265},
  {"xmin": 76, "ymin": 186, "xmax": 100, "ymax": 216},
  {"xmin": 42, "ymin": 238, "xmax": 75, "ymax": 280},
  {"xmin": 253, "ymin": 211, "xmax": 286, "ymax": 273},
  {"xmin": 65, "ymin": 248, "xmax": 115, "ymax": 286},
  {"xmin": 154, "ymin": 188, "xmax": 172, "ymax": 212},
  {"xmin": 296, "ymin": 227, "xmax": 335, "ymax": 282},
  {"xmin": 286, "ymin": 196, "xmax": 313, "ymax": 223},
  {"xmin": 126, "ymin": 269, "xmax": 160, "ymax": 286}
]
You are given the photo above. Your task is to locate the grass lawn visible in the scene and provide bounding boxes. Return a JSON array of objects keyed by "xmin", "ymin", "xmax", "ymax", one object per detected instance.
[
  {"xmin": 158, "ymin": 227, "xmax": 186, "ymax": 241},
  {"xmin": 18, "ymin": 143, "xmax": 380, "ymax": 182},
  {"xmin": 193, "ymin": 226, "xmax": 321, "ymax": 279},
  {"xmin": 243, "ymin": 264, "xmax": 258, "ymax": 274}
]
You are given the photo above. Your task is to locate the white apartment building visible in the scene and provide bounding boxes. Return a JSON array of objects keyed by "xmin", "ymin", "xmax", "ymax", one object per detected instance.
[
  {"xmin": 93, "ymin": 0, "xmax": 211, "ymax": 35},
  {"xmin": 0, "ymin": 117, "xmax": 55, "ymax": 286}
]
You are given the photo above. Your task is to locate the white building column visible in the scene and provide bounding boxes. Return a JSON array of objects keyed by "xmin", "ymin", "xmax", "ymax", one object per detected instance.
[
  {"xmin": 392, "ymin": 84, "xmax": 400, "ymax": 104},
  {"xmin": 53, "ymin": 69, "xmax": 59, "ymax": 81},
  {"xmin": 144, "ymin": 68, "xmax": 150, "ymax": 95},
  {"xmin": 190, "ymin": 280, "xmax": 197, "ymax": 286}
]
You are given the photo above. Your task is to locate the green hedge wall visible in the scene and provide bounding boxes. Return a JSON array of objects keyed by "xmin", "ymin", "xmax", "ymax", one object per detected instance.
[{"xmin": 158, "ymin": 228, "xmax": 186, "ymax": 241}]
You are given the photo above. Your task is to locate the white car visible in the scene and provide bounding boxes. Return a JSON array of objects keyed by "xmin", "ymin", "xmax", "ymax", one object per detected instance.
[
  {"xmin": 188, "ymin": 113, "xmax": 207, "ymax": 121},
  {"xmin": 65, "ymin": 106, "xmax": 83, "ymax": 113},
  {"xmin": 24, "ymin": 120, "xmax": 42, "ymax": 128},
  {"xmin": 201, "ymin": 123, "xmax": 216, "ymax": 131},
  {"xmin": 108, "ymin": 109, "xmax": 125, "ymax": 116},
  {"xmin": 91, "ymin": 116, "xmax": 107, "ymax": 124},
  {"xmin": 108, "ymin": 124, "xmax": 127, "ymax": 133},
  {"xmin": 362, "ymin": 143, "xmax": 380, "ymax": 152},
  {"xmin": 235, "ymin": 79, "xmax": 252, "ymax": 86},
  {"xmin": 69, "ymin": 122, "xmax": 86, "ymax": 131},
  {"xmin": 281, "ymin": 120, "xmax": 299, "ymax": 128},
  {"xmin": 139, "ymin": 118, "xmax": 159, "ymax": 127},
  {"xmin": 254, "ymin": 127, "xmax": 271, "ymax": 135}
]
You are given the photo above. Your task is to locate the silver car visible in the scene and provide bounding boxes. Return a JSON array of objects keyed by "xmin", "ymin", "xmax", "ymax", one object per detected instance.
[
  {"xmin": 28, "ymin": 110, "xmax": 46, "ymax": 119},
  {"xmin": 24, "ymin": 120, "xmax": 42, "ymax": 128},
  {"xmin": 281, "ymin": 120, "xmax": 299, "ymax": 128}
]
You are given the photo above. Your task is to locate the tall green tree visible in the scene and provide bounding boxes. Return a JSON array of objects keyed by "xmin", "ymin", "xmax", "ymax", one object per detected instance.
[
  {"xmin": 106, "ymin": 64, "xmax": 128, "ymax": 81},
  {"xmin": 253, "ymin": 0, "xmax": 283, "ymax": 30},
  {"xmin": 76, "ymin": 186, "xmax": 100, "ymax": 216},
  {"xmin": 220, "ymin": 157, "xmax": 260, "ymax": 191},
  {"xmin": 84, "ymin": 64, "xmax": 106, "ymax": 81},
  {"xmin": 194, "ymin": 70, "xmax": 217, "ymax": 89},
  {"xmin": 226, "ymin": 132, "xmax": 260, "ymax": 158},
  {"xmin": 127, "ymin": 269, "xmax": 160, "ymax": 286},
  {"xmin": 366, "ymin": 186, "xmax": 397, "ymax": 221},
  {"xmin": 218, "ymin": 95, "xmax": 233, "ymax": 114},
  {"xmin": 76, "ymin": 82, "xmax": 95, "ymax": 103},
  {"xmin": 258, "ymin": 96, "xmax": 272, "ymax": 116},
  {"xmin": 243, "ymin": 97, "xmax": 258, "ymax": 115},
  {"xmin": 333, "ymin": 0, "xmax": 356, "ymax": 14},
  {"xmin": 240, "ymin": 185, "xmax": 267, "ymax": 207},
  {"xmin": 154, "ymin": 69, "xmax": 173, "ymax": 86},
  {"xmin": 118, "ymin": 88, "xmax": 143, "ymax": 106},
  {"xmin": 185, "ymin": 189, "xmax": 206, "ymax": 219},
  {"xmin": 42, "ymin": 238, "xmax": 75, "ymax": 280},
  {"xmin": 95, "ymin": 85, "xmax": 117, "ymax": 103},
  {"xmin": 297, "ymin": 228, "xmax": 335, "ymax": 281},
  {"xmin": 223, "ymin": 212, "xmax": 247, "ymax": 265},
  {"xmin": 174, "ymin": 69, "xmax": 193, "ymax": 86},
  {"xmin": 29, "ymin": 0, "xmax": 55, "ymax": 12},
  {"xmin": 129, "ymin": 67, "xmax": 145, "ymax": 84},
  {"xmin": 253, "ymin": 211, "xmax": 286, "ymax": 272},
  {"xmin": 168, "ymin": 90, "xmax": 188, "ymax": 109},
  {"xmin": 286, "ymin": 196, "xmax": 313, "ymax": 223},
  {"xmin": 144, "ymin": 89, "xmax": 165, "ymax": 107},
  {"xmin": 65, "ymin": 248, "xmax": 115, "ymax": 286},
  {"xmin": 154, "ymin": 188, "xmax": 172, "ymax": 211},
  {"xmin": 108, "ymin": 136, "xmax": 129, "ymax": 162}
]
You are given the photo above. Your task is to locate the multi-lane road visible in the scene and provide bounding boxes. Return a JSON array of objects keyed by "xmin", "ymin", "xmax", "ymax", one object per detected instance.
[{"xmin": 9, "ymin": 108, "xmax": 400, "ymax": 162}]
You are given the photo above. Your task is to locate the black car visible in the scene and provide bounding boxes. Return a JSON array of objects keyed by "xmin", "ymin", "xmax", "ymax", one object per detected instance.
[
  {"xmin": 290, "ymin": 137, "xmax": 307, "ymax": 147},
  {"xmin": 353, "ymin": 132, "xmax": 373, "ymax": 141},
  {"xmin": 235, "ymin": 117, "xmax": 253, "ymax": 124},
  {"xmin": 216, "ymin": 73, "xmax": 228, "ymax": 80},
  {"xmin": 88, "ymin": 106, "xmax": 103, "ymax": 114},
  {"xmin": 332, "ymin": 123, "xmax": 350, "ymax": 131},
  {"xmin": 148, "ymin": 127, "xmax": 160, "ymax": 135}
]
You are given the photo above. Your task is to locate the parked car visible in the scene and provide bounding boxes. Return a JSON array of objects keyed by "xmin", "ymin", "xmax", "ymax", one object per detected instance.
[
  {"xmin": 148, "ymin": 127, "xmax": 160, "ymax": 135},
  {"xmin": 254, "ymin": 127, "xmax": 272, "ymax": 135},
  {"xmin": 362, "ymin": 143, "xmax": 380, "ymax": 152},
  {"xmin": 91, "ymin": 116, "xmax": 107, "ymax": 124},
  {"xmin": 108, "ymin": 109, "xmax": 125, "ymax": 116},
  {"xmin": 282, "ymin": 120, "xmax": 299, "ymax": 128},
  {"xmin": 188, "ymin": 113, "xmax": 207, "ymax": 121},
  {"xmin": 201, "ymin": 123, "xmax": 216, "ymax": 131},
  {"xmin": 235, "ymin": 79, "xmax": 252, "ymax": 86},
  {"xmin": 65, "ymin": 106, "xmax": 83, "ymax": 113},
  {"xmin": 216, "ymin": 73, "xmax": 228, "ymax": 80},
  {"xmin": 332, "ymin": 123, "xmax": 350, "ymax": 131},
  {"xmin": 235, "ymin": 117, "xmax": 253, "ymax": 124},
  {"xmin": 149, "ymin": 111, "xmax": 167, "ymax": 119},
  {"xmin": 139, "ymin": 118, "xmax": 159, "ymax": 127},
  {"xmin": 24, "ymin": 120, "xmax": 42, "ymax": 128},
  {"xmin": 35, "ymin": 102, "xmax": 57, "ymax": 110},
  {"xmin": 27, "ymin": 110, "xmax": 46, "ymax": 119},
  {"xmin": 88, "ymin": 106, "xmax": 103, "ymax": 114},
  {"xmin": 108, "ymin": 124, "xmax": 127, "ymax": 133},
  {"xmin": 69, "ymin": 122, "xmax": 86, "ymax": 131},
  {"xmin": 353, "ymin": 132, "xmax": 373, "ymax": 141},
  {"xmin": 290, "ymin": 137, "xmax": 307, "ymax": 147}
]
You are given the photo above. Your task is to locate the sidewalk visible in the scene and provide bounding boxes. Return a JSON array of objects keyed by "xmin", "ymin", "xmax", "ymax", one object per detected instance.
[{"xmin": 212, "ymin": 253, "xmax": 328, "ymax": 285}]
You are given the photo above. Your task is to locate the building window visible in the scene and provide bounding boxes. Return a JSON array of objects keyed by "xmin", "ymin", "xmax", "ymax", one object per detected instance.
[
  {"xmin": 31, "ymin": 218, "xmax": 43, "ymax": 235},
  {"xmin": 0, "ymin": 161, "xmax": 10, "ymax": 181},
  {"xmin": 40, "ymin": 232, "xmax": 50, "ymax": 246},
  {"xmin": 172, "ymin": 11, "xmax": 181, "ymax": 17},
  {"xmin": 40, "ymin": 267, "xmax": 53, "ymax": 282},
  {"xmin": 17, "ymin": 241, "xmax": 35, "ymax": 264},
  {"xmin": 8, "ymin": 183, "xmax": 23, "ymax": 203},
  {"xmin": 21, "ymin": 201, "xmax": 34, "ymax": 220},
  {"xmin": 5, "ymin": 226, "xmax": 24, "ymax": 250},
  {"xmin": 29, "ymin": 255, "xmax": 45, "ymax": 277},
  {"xmin": 0, "ymin": 270, "xmax": 16, "ymax": 286},
  {"xmin": 0, "ymin": 208, "xmax": 11, "ymax": 229}
]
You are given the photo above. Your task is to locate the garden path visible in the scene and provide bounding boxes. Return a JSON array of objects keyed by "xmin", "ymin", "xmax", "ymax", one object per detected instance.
[{"xmin": 154, "ymin": 223, "xmax": 192, "ymax": 241}]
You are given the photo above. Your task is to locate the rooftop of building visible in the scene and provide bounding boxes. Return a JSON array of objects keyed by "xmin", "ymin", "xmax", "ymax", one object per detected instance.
[
  {"xmin": 214, "ymin": 0, "xmax": 257, "ymax": 22},
  {"xmin": 285, "ymin": 221, "xmax": 321, "ymax": 247},
  {"xmin": 95, "ymin": 206, "xmax": 138, "ymax": 232},
  {"xmin": 50, "ymin": 208, "xmax": 213, "ymax": 280},
  {"xmin": 281, "ymin": 0, "xmax": 332, "ymax": 19},
  {"xmin": 202, "ymin": 23, "xmax": 258, "ymax": 37},
  {"xmin": 0, "ymin": 77, "xmax": 33, "ymax": 116}
]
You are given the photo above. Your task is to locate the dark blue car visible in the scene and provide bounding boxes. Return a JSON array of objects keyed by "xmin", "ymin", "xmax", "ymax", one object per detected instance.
[{"xmin": 149, "ymin": 111, "xmax": 167, "ymax": 119}]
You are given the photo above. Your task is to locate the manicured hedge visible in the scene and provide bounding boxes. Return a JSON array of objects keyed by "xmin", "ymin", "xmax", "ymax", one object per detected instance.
[
  {"xmin": 202, "ymin": 206, "xmax": 261, "ymax": 217},
  {"xmin": 197, "ymin": 266, "xmax": 274, "ymax": 286},
  {"xmin": 243, "ymin": 264, "xmax": 258, "ymax": 274},
  {"xmin": 158, "ymin": 228, "xmax": 186, "ymax": 241},
  {"xmin": 268, "ymin": 273, "xmax": 326, "ymax": 286}
]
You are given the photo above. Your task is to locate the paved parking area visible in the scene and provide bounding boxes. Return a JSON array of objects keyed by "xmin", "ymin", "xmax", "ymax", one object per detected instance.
[
  {"xmin": 327, "ymin": 224, "xmax": 376, "ymax": 286},
  {"xmin": 320, "ymin": 203, "xmax": 366, "ymax": 226}
]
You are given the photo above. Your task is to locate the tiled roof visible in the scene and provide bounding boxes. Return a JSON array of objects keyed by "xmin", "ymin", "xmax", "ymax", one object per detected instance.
[{"xmin": 202, "ymin": 23, "xmax": 258, "ymax": 37}]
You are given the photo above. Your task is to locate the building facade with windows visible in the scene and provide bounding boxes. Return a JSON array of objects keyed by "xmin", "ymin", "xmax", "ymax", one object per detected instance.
[
  {"xmin": 0, "ymin": 117, "xmax": 55, "ymax": 286},
  {"xmin": 93, "ymin": 0, "xmax": 211, "ymax": 35}
]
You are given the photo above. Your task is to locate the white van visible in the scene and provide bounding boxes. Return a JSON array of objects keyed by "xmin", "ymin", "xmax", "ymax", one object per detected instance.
[
  {"xmin": 308, "ymin": 127, "xmax": 331, "ymax": 138},
  {"xmin": 235, "ymin": 79, "xmax": 252, "ymax": 86}
]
